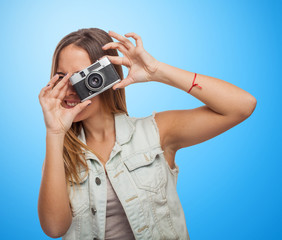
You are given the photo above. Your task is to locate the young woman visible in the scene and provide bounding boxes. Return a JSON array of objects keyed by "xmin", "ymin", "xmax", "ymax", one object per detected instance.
[{"xmin": 38, "ymin": 28, "xmax": 257, "ymax": 240}]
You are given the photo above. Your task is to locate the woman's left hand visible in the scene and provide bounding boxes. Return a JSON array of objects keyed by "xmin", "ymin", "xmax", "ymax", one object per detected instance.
[{"xmin": 101, "ymin": 31, "xmax": 160, "ymax": 90}]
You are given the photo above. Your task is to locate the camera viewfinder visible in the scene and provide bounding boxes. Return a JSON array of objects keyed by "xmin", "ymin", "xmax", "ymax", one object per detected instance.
[{"xmin": 80, "ymin": 71, "xmax": 86, "ymax": 78}]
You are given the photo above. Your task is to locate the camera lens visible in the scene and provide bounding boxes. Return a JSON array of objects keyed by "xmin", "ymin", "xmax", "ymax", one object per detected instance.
[
  {"xmin": 85, "ymin": 72, "xmax": 104, "ymax": 91},
  {"xmin": 88, "ymin": 73, "xmax": 102, "ymax": 88}
]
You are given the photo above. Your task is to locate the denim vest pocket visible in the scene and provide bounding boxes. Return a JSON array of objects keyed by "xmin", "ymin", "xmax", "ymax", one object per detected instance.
[
  {"xmin": 123, "ymin": 148, "xmax": 165, "ymax": 193},
  {"xmin": 68, "ymin": 168, "xmax": 90, "ymax": 217}
]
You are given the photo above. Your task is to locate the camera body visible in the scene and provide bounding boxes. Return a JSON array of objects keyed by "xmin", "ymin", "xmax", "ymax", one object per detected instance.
[{"xmin": 69, "ymin": 57, "xmax": 121, "ymax": 102}]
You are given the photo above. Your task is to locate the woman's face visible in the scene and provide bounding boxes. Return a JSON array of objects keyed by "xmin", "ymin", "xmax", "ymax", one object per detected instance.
[{"xmin": 56, "ymin": 44, "xmax": 103, "ymax": 122}]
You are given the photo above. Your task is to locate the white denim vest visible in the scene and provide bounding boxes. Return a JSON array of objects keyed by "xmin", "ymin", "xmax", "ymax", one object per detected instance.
[{"xmin": 62, "ymin": 111, "xmax": 190, "ymax": 240}]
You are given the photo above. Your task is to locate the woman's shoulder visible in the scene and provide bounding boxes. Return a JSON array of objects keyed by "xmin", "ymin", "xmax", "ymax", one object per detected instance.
[
  {"xmin": 114, "ymin": 111, "xmax": 160, "ymax": 145},
  {"xmin": 124, "ymin": 111, "xmax": 161, "ymax": 145},
  {"xmin": 125, "ymin": 111, "xmax": 158, "ymax": 127}
]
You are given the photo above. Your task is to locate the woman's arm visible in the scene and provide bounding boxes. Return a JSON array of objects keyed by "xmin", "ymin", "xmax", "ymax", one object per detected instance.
[
  {"xmin": 101, "ymin": 31, "xmax": 257, "ymax": 165},
  {"xmin": 38, "ymin": 132, "xmax": 72, "ymax": 238},
  {"xmin": 149, "ymin": 61, "xmax": 257, "ymax": 153},
  {"xmin": 151, "ymin": 62, "xmax": 256, "ymax": 116},
  {"xmin": 38, "ymin": 72, "xmax": 90, "ymax": 237}
]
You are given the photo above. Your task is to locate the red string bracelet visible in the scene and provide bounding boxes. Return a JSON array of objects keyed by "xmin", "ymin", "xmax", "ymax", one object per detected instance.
[{"xmin": 187, "ymin": 73, "xmax": 202, "ymax": 93}]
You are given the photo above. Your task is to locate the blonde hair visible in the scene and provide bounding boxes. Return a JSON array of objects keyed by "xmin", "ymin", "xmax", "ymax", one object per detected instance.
[{"xmin": 50, "ymin": 28, "xmax": 128, "ymax": 209}]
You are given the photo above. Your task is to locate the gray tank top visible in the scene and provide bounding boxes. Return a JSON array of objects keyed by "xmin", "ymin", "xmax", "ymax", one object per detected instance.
[{"xmin": 105, "ymin": 173, "xmax": 136, "ymax": 239}]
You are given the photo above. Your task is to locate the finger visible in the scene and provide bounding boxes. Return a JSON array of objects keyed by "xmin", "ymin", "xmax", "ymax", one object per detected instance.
[
  {"xmin": 50, "ymin": 73, "xmax": 71, "ymax": 98},
  {"xmin": 100, "ymin": 55, "xmax": 131, "ymax": 68},
  {"xmin": 70, "ymin": 100, "xmax": 92, "ymax": 116},
  {"xmin": 39, "ymin": 85, "xmax": 50, "ymax": 100},
  {"xmin": 46, "ymin": 73, "xmax": 61, "ymax": 87},
  {"xmin": 108, "ymin": 30, "xmax": 135, "ymax": 50},
  {"xmin": 52, "ymin": 73, "xmax": 71, "ymax": 91},
  {"xmin": 39, "ymin": 76, "xmax": 58, "ymax": 100},
  {"xmin": 39, "ymin": 85, "xmax": 53, "ymax": 108},
  {"xmin": 124, "ymin": 32, "xmax": 143, "ymax": 48},
  {"xmin": 57, "ymin": 80, "xmax": 69, "ymax": 101},
  {"xmin": 102, "ymin": 42, "xmax": 128, "ymax": 55},
  {"xmin": 38, "ymin": 87, "xmax": 47, "ymax": 106},
  {"xmin": 112, "ymin": 76, "xmax": 135, "ymax": 90}
]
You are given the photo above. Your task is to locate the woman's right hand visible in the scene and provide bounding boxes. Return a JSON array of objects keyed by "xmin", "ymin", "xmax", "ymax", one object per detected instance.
[{"xmin": 38, "ymin": 73, "xmax": 92, "ymax": 135}]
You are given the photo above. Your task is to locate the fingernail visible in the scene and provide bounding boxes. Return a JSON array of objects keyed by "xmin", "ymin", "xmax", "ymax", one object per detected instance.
[
  {"xmin": 47, "ymin": 84, "xmax": 50, "ymax": 87},
  {"xmin": 65, "ymin": 73, "xmax": 68, "ymax": 76}
]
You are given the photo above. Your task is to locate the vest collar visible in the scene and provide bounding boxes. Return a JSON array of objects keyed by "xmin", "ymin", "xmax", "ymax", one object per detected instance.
[{"xmin": 78, "ymin": 112, "xmax": 135, "ymax": 147}]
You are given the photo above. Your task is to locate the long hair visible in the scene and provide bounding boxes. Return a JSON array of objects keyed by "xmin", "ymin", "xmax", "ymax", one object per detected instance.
[{"xmin": 50, "ymin": 28, "xmax": 127, "ymax": 209}]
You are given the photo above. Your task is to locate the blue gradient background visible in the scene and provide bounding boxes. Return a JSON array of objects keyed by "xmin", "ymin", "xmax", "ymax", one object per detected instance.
[{"xmin": 0, "ymin": 0, "xmax": 281, "ymax": 239}]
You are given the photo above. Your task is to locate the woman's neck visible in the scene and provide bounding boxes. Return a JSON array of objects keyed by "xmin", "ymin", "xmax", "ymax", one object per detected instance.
[{"xmin": 82, "ymin": 110, "xmax": 115, "ymax": 143}]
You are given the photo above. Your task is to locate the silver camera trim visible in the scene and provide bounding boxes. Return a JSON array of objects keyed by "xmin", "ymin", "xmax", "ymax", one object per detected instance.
[
  {"xmin": 85, "ymin": 71, "xmax": 105, "ymax": 92},
  {"xmin": 69, "ymin": 57, "xmax": 111, "ymax": 85}
]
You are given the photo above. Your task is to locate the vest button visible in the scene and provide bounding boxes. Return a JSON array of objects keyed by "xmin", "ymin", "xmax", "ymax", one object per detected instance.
[
  {"xmin": 95, "ymin": 177, "xmax": 101, "ymax": 185},
  {"xmin": 91, "ymin": 207, "xmax": 97, "ymax": 215}
]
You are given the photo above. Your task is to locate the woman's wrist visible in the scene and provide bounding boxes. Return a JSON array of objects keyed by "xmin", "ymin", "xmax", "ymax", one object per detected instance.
[
  {"xmin": 149, "ymin": 61, "xmax": 197, "ymax": 92},
  {"xmin": 146, "ymin": 59, "xmax": 162, "ymax": 82},
  {"xmin": 46, "ymin": 130, "xmax": 66, "ymax": 139}
]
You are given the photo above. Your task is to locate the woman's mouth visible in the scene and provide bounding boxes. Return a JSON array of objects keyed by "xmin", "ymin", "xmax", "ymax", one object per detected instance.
[{"xmin": 64, "ymin": 100, "xmax": 79, "ymax": 108}]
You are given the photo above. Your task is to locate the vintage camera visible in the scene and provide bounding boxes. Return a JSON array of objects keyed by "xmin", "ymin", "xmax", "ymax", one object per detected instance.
[{"xmin": 69, "ymin": 56, "xmax": 121, "ymax": 102}]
